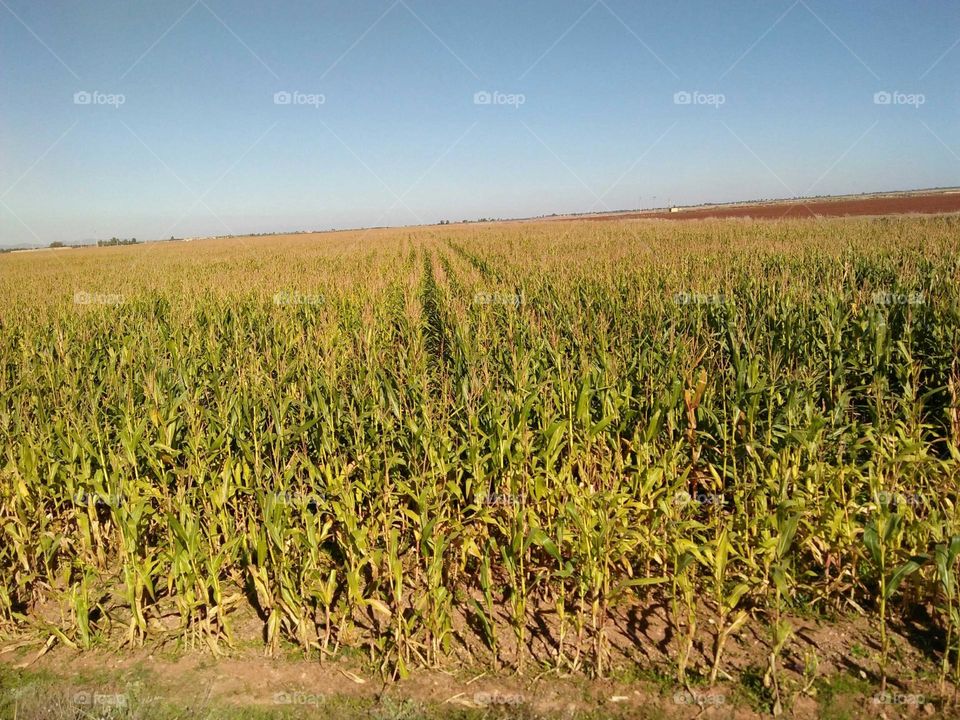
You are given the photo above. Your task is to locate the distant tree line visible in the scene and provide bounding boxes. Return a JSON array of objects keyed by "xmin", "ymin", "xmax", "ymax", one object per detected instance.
[{"xmin": 437, "ymin": 218, "xmax": 501, "ymax": 225}]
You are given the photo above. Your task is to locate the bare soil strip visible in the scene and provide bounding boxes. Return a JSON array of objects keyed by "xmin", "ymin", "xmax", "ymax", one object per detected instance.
[{"xmin": 562, "ymin": 190, "xmax": 960, "ymax": 222}]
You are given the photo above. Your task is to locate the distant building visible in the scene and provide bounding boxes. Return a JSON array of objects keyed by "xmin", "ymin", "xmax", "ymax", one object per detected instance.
[{"xmin": 670, "ymin": 207, "xmax": 680, "ymax": 213}]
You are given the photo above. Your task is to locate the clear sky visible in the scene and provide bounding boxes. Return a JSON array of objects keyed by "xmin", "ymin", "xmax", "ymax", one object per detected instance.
[{"xmin": 1, "ymin": 0, "xmax": 958, "ymax": 246}]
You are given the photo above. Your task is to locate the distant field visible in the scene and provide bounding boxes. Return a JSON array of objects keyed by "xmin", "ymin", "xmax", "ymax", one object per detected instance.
[
  {"xmin": 564, "ymin": 189, "xmax": 960, "ymax": 222},
  {"xmin": 2, "ymin": 216, "xmax": 960, "ymax": 718}
]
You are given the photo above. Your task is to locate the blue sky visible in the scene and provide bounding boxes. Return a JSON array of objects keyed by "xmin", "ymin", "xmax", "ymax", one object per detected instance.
[{"xmin": 1, "ymin": 0, "xmax": 958, "ymax": 246}]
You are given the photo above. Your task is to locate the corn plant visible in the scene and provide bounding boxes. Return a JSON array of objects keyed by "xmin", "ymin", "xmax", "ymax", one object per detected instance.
[{"xmin": 0, "ymin": 216, "xmax": 958, "ymax": 700}]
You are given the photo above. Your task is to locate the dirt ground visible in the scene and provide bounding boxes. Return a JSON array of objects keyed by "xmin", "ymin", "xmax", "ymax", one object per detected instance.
[{"xmin": 0, "ymin": 602, "xmax": 953, "ymax": 719}]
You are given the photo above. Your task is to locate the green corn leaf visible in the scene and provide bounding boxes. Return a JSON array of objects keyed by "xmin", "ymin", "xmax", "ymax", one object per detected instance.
[{"xmin": 885, "ymin": 555, "xmax": 927, "ymax": 599}]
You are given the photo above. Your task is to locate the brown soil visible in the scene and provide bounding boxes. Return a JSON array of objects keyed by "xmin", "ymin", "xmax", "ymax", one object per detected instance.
[
  {"xmin": 0, "ymin": 599, "xmax": 951, "ymax": 719},
  {"xmin": 564, "ymin": 191, "xmax": 960, "ymax": 222}
]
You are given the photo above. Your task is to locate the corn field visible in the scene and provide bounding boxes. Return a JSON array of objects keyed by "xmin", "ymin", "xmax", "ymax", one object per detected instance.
[{"xmin": 2, "ymin": 217, "xmax": 960, "ymax": 707}]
